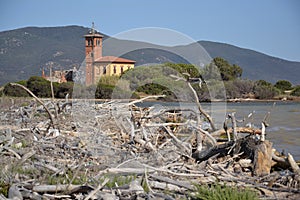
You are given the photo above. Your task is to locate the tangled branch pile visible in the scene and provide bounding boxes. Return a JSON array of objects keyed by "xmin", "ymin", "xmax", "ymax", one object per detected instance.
[{"xmin": 0, "ymin": 91, "xmax": 300, "ymax": 199}]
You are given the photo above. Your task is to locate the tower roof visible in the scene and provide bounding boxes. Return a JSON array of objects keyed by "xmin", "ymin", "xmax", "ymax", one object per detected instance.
[{"xmin": 84, "ymin": 22, "xmax": 103, "ymax": 38}]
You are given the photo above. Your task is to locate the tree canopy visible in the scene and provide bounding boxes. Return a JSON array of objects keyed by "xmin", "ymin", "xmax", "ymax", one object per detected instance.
[{"xmin": 274, "ymin": 80, "xmax": 292, "ymax": 92}]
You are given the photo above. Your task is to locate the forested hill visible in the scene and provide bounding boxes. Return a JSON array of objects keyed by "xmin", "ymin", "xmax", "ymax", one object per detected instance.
[{"xmin": 1, "ymin": 25, "xmax": 300, "ymax": 86}]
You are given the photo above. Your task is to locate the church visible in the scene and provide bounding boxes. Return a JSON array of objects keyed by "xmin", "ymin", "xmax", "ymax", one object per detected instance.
[{"xmin": 84, "ymin": 24, "xmax": 135, "ymax": 86}]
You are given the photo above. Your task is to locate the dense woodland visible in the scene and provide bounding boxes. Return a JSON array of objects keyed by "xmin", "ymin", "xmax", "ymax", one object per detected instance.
[{"xmin": 2, "ymin": 57, "xmax": 300, "ymax": 100}]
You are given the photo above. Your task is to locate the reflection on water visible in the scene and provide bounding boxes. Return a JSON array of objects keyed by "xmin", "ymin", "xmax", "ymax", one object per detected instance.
[{"xmin": 137, "ymin": 101, "xmax": 300, "ymax": 160}]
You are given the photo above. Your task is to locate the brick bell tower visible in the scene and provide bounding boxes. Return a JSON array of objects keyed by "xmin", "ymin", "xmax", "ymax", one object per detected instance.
[{"xmin": 84, "ymin": 22, "xmax": 103, "ymax": 85}]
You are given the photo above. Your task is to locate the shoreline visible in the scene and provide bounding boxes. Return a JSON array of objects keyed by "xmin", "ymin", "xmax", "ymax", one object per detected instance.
[{"xmin": 2, "ymin": 96, "xmax": 300, "ymax": 104}]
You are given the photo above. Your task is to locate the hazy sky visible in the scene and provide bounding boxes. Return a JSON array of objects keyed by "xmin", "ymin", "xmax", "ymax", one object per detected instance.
[{"xmin": 1, "ymin": 0, "xmax": 299, "ymax": 61}]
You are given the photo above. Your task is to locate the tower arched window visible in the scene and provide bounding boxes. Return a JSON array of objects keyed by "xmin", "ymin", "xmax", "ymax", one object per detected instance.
[
  {"xmin": 88, "ymin": 39, "xmax": 92, "ymax": 46},
  {"xmin": 113, "ymin": 65, "xmax": 117, "ymax": 74}
]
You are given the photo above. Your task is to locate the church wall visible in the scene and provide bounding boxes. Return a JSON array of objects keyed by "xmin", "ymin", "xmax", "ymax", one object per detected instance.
[{"xmin": 93, "ymin": 63, "xmax": 134, "ymax": 84}]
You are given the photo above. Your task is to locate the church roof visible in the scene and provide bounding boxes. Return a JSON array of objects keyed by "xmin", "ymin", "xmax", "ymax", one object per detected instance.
[{"xmin": 95, "ymin": 56, "xmax": 135, "ymax": 64}]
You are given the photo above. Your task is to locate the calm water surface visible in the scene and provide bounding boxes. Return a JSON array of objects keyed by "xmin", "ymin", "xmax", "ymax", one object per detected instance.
[{"xmin": 137, "ymin": 101, "xmax": 300, "ymax": 160}]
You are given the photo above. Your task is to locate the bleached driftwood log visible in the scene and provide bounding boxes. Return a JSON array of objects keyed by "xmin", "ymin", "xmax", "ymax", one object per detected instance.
[{"xmin": 288, "ymin": 153, "xmax": 300, "ymax": 175}]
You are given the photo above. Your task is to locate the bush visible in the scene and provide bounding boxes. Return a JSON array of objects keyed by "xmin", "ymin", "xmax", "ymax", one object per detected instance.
[
  {"xmin": 274, "ymin": 80, "xmax": 292, "ymax": 93},
  {"xmin": 3, "ymin": 80, "xmax": 29, "ymax": 97},
  {"xmin": 225, "ymin": 79, "xmax": 255, "ymax": 99},
  {"xmin": 253, "ymin": 80, "xmax": 279, "ymax": 99},
  {"xmin": 98, "ymin": 75, "xmax": 120, "ymax": 86},
  {"xmin": 136, "ymin": 83, "xmax": 169, "ymax": 95},
  {"xmin": 291, "ymin": 86, "xmax": 300, "ymax": 96},
  {"xmin": 95, "ymin": 83, "xmax": 139, "ymax": 99},
  {"xmin": 191, "ymin": 183, "xmax": 259, "ymax": 200},
  {"xmin": 95, "ymin": 84, "xmax": 114, "ymax": 99},
  {"xmin": 55, "ymin": 82, "xmax": 74, "ymax": 98},
  {"xmin": 27, "ymin": 76, "xmax": 51, "ymax": 97}
]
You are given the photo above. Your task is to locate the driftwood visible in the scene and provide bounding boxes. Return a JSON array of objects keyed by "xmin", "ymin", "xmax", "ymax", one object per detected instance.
[
  {"xmin": 0, "ymin": 96, "xmax": 299, "ymax": 199},
  {"xmin": 288, "ymin": 153, "xmax": 300, "ymax": 175},
  {"xmin": 9, "ymin": 83, "xmax": 56, "ymax": 129},
  {"xmin": 170, "ymin": 74, "xmax": 216, "ymax": 131},
  {"xmin": 253, "ymin": 140, "xmax": 273, "ymax": 176}
]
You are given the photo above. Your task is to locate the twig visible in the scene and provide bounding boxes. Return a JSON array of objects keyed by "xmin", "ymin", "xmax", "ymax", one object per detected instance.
[
  {"xmin": 163, "ymin": 126, "xmax": 191, "ymax": 156},
  {"xmin": 170, "ymin": 74, "xmax": 216, "ymax": 131},
  {"xmin": 150, "ymin": 174, "xmax": 193, "ymax": 190},
  {"xmin": 2, "ymin": 146, "xmax": 21, "ymax": 159},
  {"xmin": 190, "ymin": 124, "xmax": 217, "ymax": 146},
  {"xmin": 128, "ymin": 95, "xmax": 166, "ymax": 106},
  {"xmin": 32, "ymin": 184, "xmax": 82, "ymax": 193},
  {"xmin": 144, "ymin": 121, "xmax": 188, "ymax": 127},
  {"xmin": 84, "ymin": 178, "xmax": 109, "ymax": 200},
  {"xmin": 187, "ymin": 81, "xmax": 216, "ymax": 131}
]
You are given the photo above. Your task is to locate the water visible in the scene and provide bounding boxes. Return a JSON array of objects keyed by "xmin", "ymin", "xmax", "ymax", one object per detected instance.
[
  {"xmin": 225, "ymin": 101, "xmax": 300, "ymax": 160},
  {"xmin": 137, "ymin": 101, "xmax": 300, "ymax": 160}
]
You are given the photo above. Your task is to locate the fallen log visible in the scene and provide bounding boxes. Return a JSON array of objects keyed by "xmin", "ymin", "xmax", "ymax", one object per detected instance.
[
  {"xmin": 211, "ymin": 127, "xmax": 262, "ymax": 137},
  {"xmin": 192, "ymin": 136, "xmax": 268, "ymax": 168}
]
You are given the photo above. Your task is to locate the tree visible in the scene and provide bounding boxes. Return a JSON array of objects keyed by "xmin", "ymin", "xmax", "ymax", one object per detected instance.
[
  {"xmin": 164, "ymin": 63, "xmax": 201, "ymax": 78},
  {"xmin": 203, "ymin": 57, "xmax": 243, "ymax": 81},
  {"xmin": 274, "ymin": 80, "xmax": 292, "ymax": 93}
]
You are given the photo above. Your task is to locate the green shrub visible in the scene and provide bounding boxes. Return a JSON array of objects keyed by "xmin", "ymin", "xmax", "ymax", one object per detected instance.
[
  {"xmin": 95, "ymin": 83, "xmax": 114, "ymax": 99},
  {"xmin": 253, "ymin": 80, "xmax": 279, "ymax": 99},
  {"xmin": 137, "ymin": 83, "xmax": 169, "ymax": 95},
  {"xmin": 27, "ymin": 76, "xmax": 51, "ymax": 97},
  {"xmin": 291, "ymin": 86, "xmax": 300, "ymax": 96},
  {"xmin": 55, "ymin": 82, "xmax": 74, "ymax": 98},
  {"xmin": 191, "ymin": 183, "xmax": 259, "ymax": 200},
  {"xmin": 3, "ymin": 80, "xmax": 29, "ymax": 97},
  {"xmin": 274, "ymin": 80, "xmax": 292, "ymax": 93},
  {"xmin": 98, "ymin": 75, "xmax": 120, "ymax": 86}
]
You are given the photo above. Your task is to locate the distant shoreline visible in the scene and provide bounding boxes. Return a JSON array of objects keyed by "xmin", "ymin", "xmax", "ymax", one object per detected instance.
[{"xmin": 2, "ymin": 96, "xmax": 300, "ymax": 104}]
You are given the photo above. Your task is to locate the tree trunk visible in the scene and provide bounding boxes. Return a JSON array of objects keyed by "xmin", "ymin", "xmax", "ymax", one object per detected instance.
[{"xmin": 253, "ymin": 140, "xmax": 273, "ymax": 176}]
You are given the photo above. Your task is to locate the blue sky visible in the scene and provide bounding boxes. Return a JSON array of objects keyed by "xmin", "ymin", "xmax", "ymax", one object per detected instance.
[{"xmin": 1, "ymin": 0, "xmax": 299, "ymax": 61}]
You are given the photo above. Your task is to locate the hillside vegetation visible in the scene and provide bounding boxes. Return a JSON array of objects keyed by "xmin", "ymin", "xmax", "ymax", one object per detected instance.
[{"xmin": 2, "ymin": 58, "xmax": 300, "ymax": 101}]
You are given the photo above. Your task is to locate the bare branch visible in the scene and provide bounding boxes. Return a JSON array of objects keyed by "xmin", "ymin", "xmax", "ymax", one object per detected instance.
[{"xmin": 10, "ymin": 83, "xmax": 56, "ymax": 129}]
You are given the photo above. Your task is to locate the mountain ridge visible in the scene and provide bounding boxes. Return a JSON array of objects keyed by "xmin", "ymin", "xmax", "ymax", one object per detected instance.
[{"xmin": 0, "ymin": 25, "xmax": 299, "ymax": 86}]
